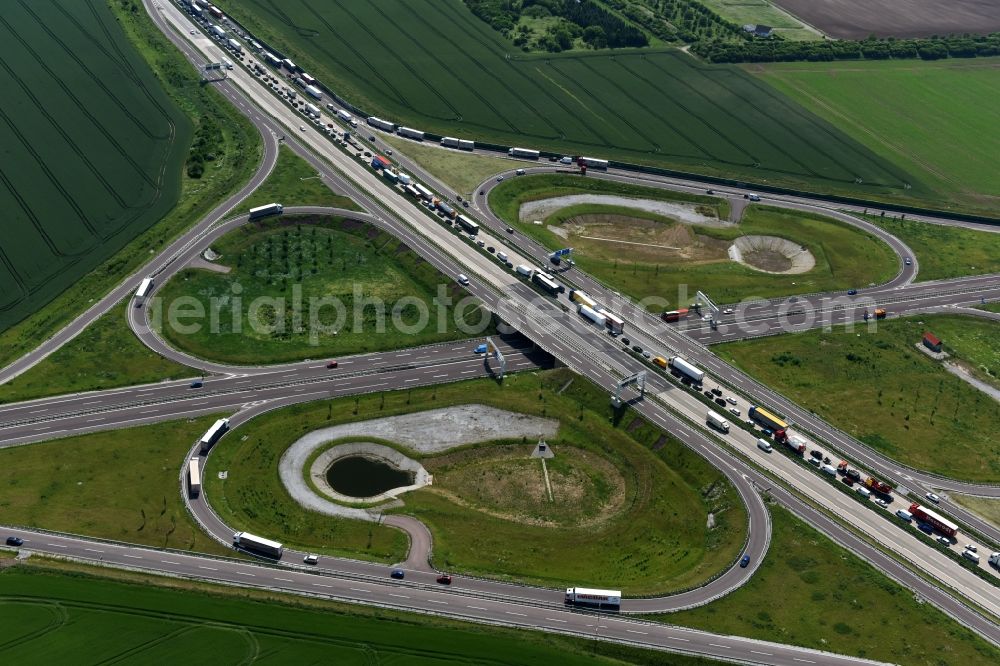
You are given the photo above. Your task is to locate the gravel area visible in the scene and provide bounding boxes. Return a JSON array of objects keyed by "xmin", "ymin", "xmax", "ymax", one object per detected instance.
[
  {"xmin": 278, "ymin": 405, "xmax": 559, "ymax": 521},
  {"xmin": 944, "ymin": 363, "xmax": 1000, "ymax": 404},
  {"xmin": 519, "ymin": 195, "xmax": 728, "ymax": 227}
]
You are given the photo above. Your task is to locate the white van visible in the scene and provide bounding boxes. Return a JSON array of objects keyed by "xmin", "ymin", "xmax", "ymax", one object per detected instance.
[
  {"xmin": 962, "ymin": 549, "xmax": 980, "ymax": 564},
  {"xmin": 820, "ymin": 464, "xmax": 837, "ymax": 476},
  {"xmin": 756, "ymin": 438, "xmax": 772, "ymax": 453},
  {"xmin": 456, "ymin": 274, "xmax": 469, "ymax": 286},
  {"xmin": 896, "ymin": 509, "xmax": 913, "ymax": 522},
  {"xmin": 856, "ymin": 486, "xmax": 871, "ymax": 499},
  {"xmin": 497, "ymin": 251, "xmax": 509, "ymax": 263}
]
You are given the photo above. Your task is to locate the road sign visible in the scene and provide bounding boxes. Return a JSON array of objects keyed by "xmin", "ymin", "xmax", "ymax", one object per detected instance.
[{"xmin": 552, "ymin": 248, "xmax": 573, "ymax": 257}]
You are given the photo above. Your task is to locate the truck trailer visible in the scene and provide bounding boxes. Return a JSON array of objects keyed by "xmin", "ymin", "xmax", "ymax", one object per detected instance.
[
  {"xmin": 367, "ymin": 116, "xmax": 396, "ymax": 132},
  {"xmin": 397, "ymin": 126, "xmax": 425, "ymax": 141},
  {"xmin": 577, "ymin": 156, "xmax": 609, "ymax": 170},
  {"xmin": 458, "ymin": 139, "xmax": 475, "ymax": 151},
  {"xmin": 188, "ymin": 458, "xmax": 201, "ymax": 497},
  {"xmin": 532, "ymin": 272, "xmax": 563, "ymax": 296},
  {"xmin": 568, "ymin": 289, "xmax": 597, "ymax": 310},
  {"xmin": 565, "ymin": 587, "xmax": 621, "ymax": 610},
  {"xmin": 233, "ymin": 531, "xmax": 284, "ymax": 558},
  {"xmin": 134, "ymin": 277, "xmax": 154, "ymax": 301},
  {"xmin": 456, "ymin": 214, "xmax": 479, "ymax": 235},
  {"xmin": 661, "ymin": 308, "xmax": 689, "ymax": 323},
  {"xmin": 336, "ymin": 109, "xmax": 353, "ymax": 123},
  {"xmin": 508, "ymin": 147, "xmax": 539, "ymax": 159},
  {"xmin": 707, "ymin": 411, "xmax": 730, "ymax": 433},
  {"xmin": 864, "ymin": 476, "xmax": 893, "ymax": 497},
  {"xmin": 669, "ymin": 356, "xmax": 705, "ymax": 384},
  {"xmin": 371, "ymin": 155, "xmax": 391, "ymax": 170},
  {"xmin": 748, "ymin": 405, "xmax": 788, "ymax": 432},
  {"xmin": 199, "ymin": 418, "xmax": 230, "ymax": 453},
  {"xmin": 226, "ymin": 38, "xmax": 242, "ymax": 53},
  {"xmin": 441, "ymin": 136, "xmax": 460, "ymax": 148},
  {"xmin": 281, "ymin": 58, "xmax": 298, "ymax": 72},
  {"xmin": 578, "ymin": 304, "xmax": 607, "ymax": 328},
  {"xmin": 248, "ymin": 203, "xmax": 283, "ymax": 219},
  {"xmin": 210, "ymin": 25, "xmax": 226, "ymax": 39},
  {"xmin": 305, "ymin": 85, "xmax": 322, "ymax": 100},
  {"xmin": 908, "ymin": 503, "xmax": 958, "ymax": 538},
  {"xmin": 785, "ymin": 433, "xmax": 808, "ymax": 455},
  {"xmin": 600, "ymin": 310, "xmax": 625, "ymax": 335}
]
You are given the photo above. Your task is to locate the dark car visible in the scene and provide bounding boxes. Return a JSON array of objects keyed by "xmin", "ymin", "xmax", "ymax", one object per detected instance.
[
  {"xmin": 6, "ymin": 536, "xmax": 23, "ymax": 547},
  {"xmin": 486, "ymin": 246, "xmax": 495, "ymax": 253},
  {"xmin": 390, "ymin": 568, "xmax": 405, "ymax": 579},
  {"xmin": 326, "ymin": 360, "xmax": 338, "ymax": 369},
  {"xmin": 703, "ymin": 390, "xmax": 713, "ymax": 398},
  {"xmin": 189, "ymin": 380, "xmax": 203, "ymax": 389},
  {"xmin": 917, "ymin": 523, "xmax": 934, "ymax": 535},
  {"xmin": 620, "ymin": 338, "xmax": 630, "ymax": 346},
  {"xmin": 632, "ymin": 345, "xmax": 642, "ymax": 353},
  {"xmin": 463, "ymin": 201, "xmax": 469, "ymax": 207},
  {"xmin": 436, "ymin": 574, "xmax": 453, "ymax": 585},
  {"xmin": 847, "ymin": 289, "xmax": 858, "ymax": 295},
  {"xmin": 505, "ymin": 227, "xmax": 514, "ymax": 234},
  {"xmin": 711, "ymin": 388, "xmax": 723, "ymax": 396},
  {"xmin": 368, "ymin": 135, "xmax": 375, "ymax": 141},
  {"xmin": 841, "ymin": 476, "xmax": 855, "ymax": 487},
  {"xmin": 706, "ymin": 189, "xmax": 714, "ymax": 194},
  {"xmin": 846, "ymin": 469, "xmax": 861, "ymax": 482},
  {"xmin": 714, "ymin": 397, "xmax": 727, "ymax": 407},
  {"xmin": 739, "ymin": 554, "xmax": 751, "ymax": 568},
  {"xmin": 810, "ymin": 450, "xmax": 823, "ymax": 460}
]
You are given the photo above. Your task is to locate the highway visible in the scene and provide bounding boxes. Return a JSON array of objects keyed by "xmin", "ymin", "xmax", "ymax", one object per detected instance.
[{"xmin": 0, "ymin": 1, "xmax": 998, "ymax": 663}]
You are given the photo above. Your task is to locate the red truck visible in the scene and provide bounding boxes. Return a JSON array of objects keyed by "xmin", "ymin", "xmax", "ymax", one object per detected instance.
[
  {"xmin": 661, "ymin": 308, "xmax": 689, "ymax": 323},
  {"xmin": 864, "ymin": 476, "xmax": 893, "ymax": 496},
  {"xmin": 909, "ymin": 503, "xmax": 958, "ymax": 538}
]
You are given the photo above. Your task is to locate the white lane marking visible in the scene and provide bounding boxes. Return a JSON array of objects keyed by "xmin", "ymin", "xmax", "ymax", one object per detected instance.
[
  {"xmin": 404, "ymin": 378, "xmax": 419, "ymax": 382},
  {"xmin": 426, "ymin": 599, "xmax": 447, "ymax": 605},
  {"xmin": 349, "ymin": 587, "xmax": 370, "ymax": 593},
  {"xmin": 47, "ymin": 543, "xmax": 67, "ymax": 548},
  {"xmin": 545, "ymin": 618, "xmax": 567, "ymax": 623},
  {"xmin": 505, "ymin": 611, "xmax": 526, "ymax": 617},
  {"xmin": 139, "ymin": 409, "xmax": 159, "ymax": 414},
  {"xmin": 275, "ymin": 577, "xmax": 293, "ymax": 582},
  {"xmin": 313, "ymin": 583, "xmax": 332, "ymax": 588},
  {"xmin": 29, "ymin": 408, "xmax": 48, "ymax": 414},
  {"xmin": 161, "ymin": 560, "xmax": 180, "ymax": 565},
  {"xmin": 709, "ymin": 643, "xmax": 729, "ymax": 649},
  {"xmin": 85, "ymin": 548, "xmax": 104, "ymax": 553},
  {"xmin": 122, "ymin": 554, "xmax": 142, "ymax": 559},
  {"xmin": 461, "ymin": 370, "xmax": 476, "ymax": 374},
  {"xmin": 198, "ymin": 566, "xmax": 217, "ymax": 571},
  {"xmin": 793, "ymin": 660, "xmax": 815, "ymax": 664},
  {"xmin": 86, "ymin": 417, "xmax": 105, "ymax": 423},
  {"xmin": 626, "ymin": 629, "xmax": 648, "ymax": 635},
  {"xmin": 433, "ymin": 374, "xmax": 448, "ymax": 378},
  {"xmin": 751, "ymin": 651, "xmax": 773, "ymax": 656},
  {"xmin": 389, "ymin": 593, "xmax": 409, "ymax": 599},
  {"xmin": 235, "ymin": 571, "xmax": 255, "ymax": 577},
  {"xmin": 467, "ymin": 605, "xmax": 487, "ymax": 610}
]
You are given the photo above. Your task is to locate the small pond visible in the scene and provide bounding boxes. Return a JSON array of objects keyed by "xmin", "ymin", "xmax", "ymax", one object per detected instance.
[{"xmin": 325, "ymin": 455, "xmax": 415, "ymax": 498}]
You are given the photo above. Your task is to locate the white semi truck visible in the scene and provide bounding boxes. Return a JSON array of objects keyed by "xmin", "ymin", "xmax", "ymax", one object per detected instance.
[
  {"xmin": 248, "ymin": 202, "xmax": 283, "ymax": 219},
  {"xmin": 578, "ymin": 304, "xmax": 607, "ymax": 328},
  {"xmin": 707, "ymin": 411, "xmax": 730, "ymax": 433},
  {"xmin": 669, "ymin": 356, "xmax": 705, "ymax": 384},
  {"xmin": 565, "ymin": 587, "xmax": 621, "ymax": 609},
  {"xmin": 509, "ymin": 147, "xmax": 539, "ymax": 159},
  {"xmin": 233, "ymin": 531, "xmax": 284, "ymax": 558}
]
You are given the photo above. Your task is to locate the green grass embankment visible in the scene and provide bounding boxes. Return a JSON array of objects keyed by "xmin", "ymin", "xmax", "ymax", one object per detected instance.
[
  {"xmin": 206, "ymin": 369, "xmax": 747, "ymax": 593},
  {"xmin": 0, "ymin": 417, "xmax": 229, "ymax": 555},
  {"xmin": 156, "ymin": 216, "xmax": 489, "ymax": 364},
  {"xmin": 717, "ymin": 315, "xmax": 1000, "ymax": 481},
  {"xmin": 867, "ymin": 215, "xmax": 1000, "ymax": 281},
  {"xmin": 0, "ymin": 301, "xmax": 190, "ymax": 404},
  {"xmin": 234, "ymin": 145, "xmax": 360, "ymax": 215},
  {"xmin": 665, "ymin": 504, "xmax": 1000, "ymax": 664}
]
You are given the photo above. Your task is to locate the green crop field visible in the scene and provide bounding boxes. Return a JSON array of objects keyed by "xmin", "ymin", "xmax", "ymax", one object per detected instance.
[
  {"xmin": 491, "ymin": 175, "xmax": 896, "ymax": 307},
  {"xmin": 0, "ymin": 0, "xmax": 191, "ymax": 333},
  {"xmin": 206, "ymin": 368, "xmax": 747, "ymax": 592},
  {"xmin": 212, "ymin": 0, "xmax": 918, "ymax": 201},
  {"xmin": 155, "ymin": 215, "xmax": 488, "ymax": 364},
  {"xmin": 716, "ymin": 315, "xmax": 1000, "ymax": 482},
  {"xmin": 0, "ymin": 416, "xmax": 228, "ymax": 555},
  {"xmin": 665, "ymin": 505, "xmax": 1000, "ymax": 664},
  {"xmin": 0, "ymin": 299, "xmax": 190, "ymax": 404},
  {"xmin": 0, "ymin": 563, "xmax": 724, "ymax": 666},
  {"xmin": 381, "ymin": 133, "xmax": 512, "ymax": 195},
  {"xmin": 755, "ymin": 58, "xmax": 1000, "ymax": 212}
]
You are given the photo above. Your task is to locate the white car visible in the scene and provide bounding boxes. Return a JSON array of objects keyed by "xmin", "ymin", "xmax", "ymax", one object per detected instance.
[
  {"xmin": 875, "ymin": 498, "xmax": 888, "ymax": 508},
  {"xmin": 925, "ymin": 492, "xmax": 941, "ymax": 503},
  {"xmin": 965, "ymin": 544, "xmax": 977, "ymax": 553},
  {"xmin": 723, "ymin": 308, "xmax": 734, "ymax": 315},
  {"xmin": 303, "ymin": 554, "xmax": 319, "ymax": 565},
  {"xmin": 726, "ymin": 396, "xmax": 737, "ymax": 405},
  {"xmin": 728, "ymin": 407, "xmax": 741, "ymax": 417},
  {"xmin": 299, "ymin": 125, "xmax": 307, "ymax": 132}
]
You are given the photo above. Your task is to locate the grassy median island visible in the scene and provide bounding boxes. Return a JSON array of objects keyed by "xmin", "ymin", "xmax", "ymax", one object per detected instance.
[
  {"xmin": 716, "ymin": 314, "xmax": 1000, "ymax": 481},
  {"xmin": 951, "ymin": 494, "xmax": 1000, "ymax": 531},
  {"xmin": 0, "ymin": 0, "xmax": 260, "ymax": 367},
  {"xmin": 156, "ymin": 215, "xmax": 488, "ymax": 364},
  {"xmin": 492, "ymin": 176, "xmax": 896, "ymax": 307},
  {"xmin": 663, "ymin": 504, "xmax": 1000, "ymax": 664},
  {"xmin": 206, "ymin": 369, "xmax": 747, "ymax": 593},
  {"xmin": 0, "ymin": 301, "xmax": 190, "ymax": 405},
  {"xmin": 0, "ymin": 562, "xmax": 724, "ymax": 666},
  {"xmin": 0, "ymin": 417, "xmax": 228, "ymax": 555},
  {"xmin": 234, "ymin": 145, "xmax": 360, "ymax": 215},
  {"xmin": 868, "ymin": 215, "xmax": 1000, "ymax": 281},
  {"xmin": 380, "ymin": 134, "xmax": 512, "ymax": 195}
]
